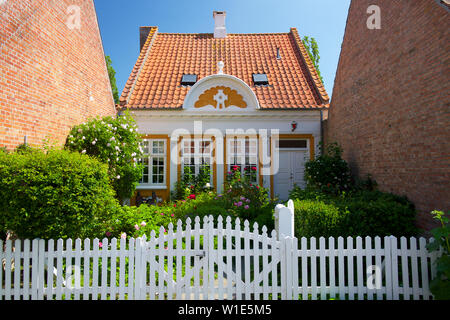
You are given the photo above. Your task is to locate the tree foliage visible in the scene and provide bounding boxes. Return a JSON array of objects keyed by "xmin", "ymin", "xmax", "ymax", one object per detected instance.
[
  {"xmin": 302, "ymin": 36, "xmax": 324, "ymax": 84},
  {"xmin": 105, "ymin": 55, "xmax": 120, "ymax": 104}
]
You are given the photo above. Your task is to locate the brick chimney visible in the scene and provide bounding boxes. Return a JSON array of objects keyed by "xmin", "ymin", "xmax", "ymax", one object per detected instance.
[
  {"xmin": 213, "ymin": 11, "xmax": 226, "ymax": 38},
  {"xmin": 140, "ymin": 26, "xmax": 152, "ymax": 52}
]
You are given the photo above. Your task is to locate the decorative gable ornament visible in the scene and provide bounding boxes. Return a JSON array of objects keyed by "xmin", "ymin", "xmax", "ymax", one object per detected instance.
[{"xmin": 195, "ymin": 86, "xmax": 247, "ymax": 109}]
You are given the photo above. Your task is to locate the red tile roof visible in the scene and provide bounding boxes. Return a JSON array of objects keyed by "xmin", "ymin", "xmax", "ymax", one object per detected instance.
[{"xmin": 119, "ymin": 27, "xmax": 329, "ymax": 110}]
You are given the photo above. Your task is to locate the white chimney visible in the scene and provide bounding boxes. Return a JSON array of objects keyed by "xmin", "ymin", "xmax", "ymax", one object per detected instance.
[{"xmin": 213, "ymin": 11, "xmax": 226, "ymax": 38}]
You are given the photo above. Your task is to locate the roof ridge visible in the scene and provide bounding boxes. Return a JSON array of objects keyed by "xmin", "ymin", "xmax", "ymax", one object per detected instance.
[
  {"xmin": 155, "ymin": 32, "xmax": 291, "ymax": 35},
  {"xmin": 289, "ymin": 28, "xmax": 330, "ymax": 103}
]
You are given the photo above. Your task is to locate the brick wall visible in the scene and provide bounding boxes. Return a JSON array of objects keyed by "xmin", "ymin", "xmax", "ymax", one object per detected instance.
[
  {"xmin": 327, "ymin": 0, "xmax": 450, "ymax": 232},
  {"xmin": 0, "ymin": 0, "xmax": 116, "ymax": 150}
]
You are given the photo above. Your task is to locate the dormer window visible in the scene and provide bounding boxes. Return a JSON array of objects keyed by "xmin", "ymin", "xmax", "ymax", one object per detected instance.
[
  {"xmin": 181, "ymin": 74, "xmax": 197, "ymax": 86},
  {"xmin": 252, "ymin": 73, "xmax": 269, "ymax": 86}
]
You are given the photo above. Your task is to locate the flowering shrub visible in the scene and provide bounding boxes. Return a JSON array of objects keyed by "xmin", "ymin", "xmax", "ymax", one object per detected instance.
[
  {"xmin": 222, "ymin": 167, "xmax": 274, "ymax": 227},
  {"xmin": 65, "ymin": 111, "xmax": 143, "ymax": 202},
  {"xmin": 304, "ymin": 142, "xmax": 352, "ymax": 194},
  {"xmin": 171, "ymin": 164, "xmax": 212, "ymax": 200}
]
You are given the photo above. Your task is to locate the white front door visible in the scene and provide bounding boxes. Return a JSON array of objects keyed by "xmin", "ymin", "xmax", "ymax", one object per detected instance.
[{"xmin": 274, "ymin": 150, "xmax": 307, "ymax": 200}]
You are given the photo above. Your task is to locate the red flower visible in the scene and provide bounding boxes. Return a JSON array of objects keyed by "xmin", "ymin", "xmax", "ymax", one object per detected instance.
[
  {"xmin": 232, "ymin": 166, "xmax": 239, "ymax": 171},
  {"xmin": 188, "ymin": 194, "xmax": 196, "ymax": 200},
  {"xmin": 251, "ymin": 166, "xmax": 257, "ymax": 171},
  {"xmin": 173, "ymin": 204, "xmax": 177, "ymax": 207}
]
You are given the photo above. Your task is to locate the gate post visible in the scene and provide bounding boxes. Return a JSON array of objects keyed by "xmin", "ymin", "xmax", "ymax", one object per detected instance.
[
  {"xmin": 134, "ymin": 236, "xmax": 146, "ymax": 300},
  {"xmin": 275, "ymin": 200, "xmax": 296, "ymax": 300},
  {"xmin": 275, "ymin": 199, "xmax": 295, "ymax": 240}
]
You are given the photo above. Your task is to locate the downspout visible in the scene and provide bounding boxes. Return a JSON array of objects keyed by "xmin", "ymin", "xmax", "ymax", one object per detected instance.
[{"xmin": 320, "ymin": 109, "xmax": 324, "ymax": 155}]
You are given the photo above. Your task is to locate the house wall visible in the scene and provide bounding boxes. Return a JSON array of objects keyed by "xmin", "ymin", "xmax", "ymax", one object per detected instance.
[
  {"xmin": 130, "ymin": 110, "xmax": 322, "ymax": 202},
  {"xmin": 326, "ymin": 0, "xmax": 450, "ymax": 231},
  {"xmin": 0, "ymin": 0, "xmax": 116, "ymax": 150}
]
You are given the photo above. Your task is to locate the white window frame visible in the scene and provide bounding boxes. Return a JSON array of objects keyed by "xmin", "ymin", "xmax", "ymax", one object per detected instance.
[
  {"xmin": 181, "ymin": 138, "xmax": 213, "ymax": 185},
  {"xmin": 139, "ymin": 139, "xmax": 167, "ymax": 187},
  {"xmin": 227, "ymin": 136, "xmax": 259, "ymax": 183}
]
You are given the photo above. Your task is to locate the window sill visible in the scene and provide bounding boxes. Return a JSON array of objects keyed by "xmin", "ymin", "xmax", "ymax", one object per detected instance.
[{"xmin": 136, "ymin": 185, "xmax": 167, "ymax": 190}]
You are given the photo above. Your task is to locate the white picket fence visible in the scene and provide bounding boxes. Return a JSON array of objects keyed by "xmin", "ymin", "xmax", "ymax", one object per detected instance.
[{"xmin": 0, "ymin": 203, "xmax": 441, "ymax": 300}]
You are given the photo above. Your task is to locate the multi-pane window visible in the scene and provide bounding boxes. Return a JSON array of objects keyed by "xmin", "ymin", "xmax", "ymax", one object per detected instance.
[
  {"xmin": 227, "ymin": 137, "xmax": 258, "ymax": 183},
  {"xmin": 181, "ymin": 138, "xmax": 213, "ymax": 183},
  {"xmin": 139, "ymin": 139, "xmax": 166, "ymax": 186}
]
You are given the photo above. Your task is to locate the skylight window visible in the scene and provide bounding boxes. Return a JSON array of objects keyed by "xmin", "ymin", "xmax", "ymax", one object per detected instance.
[
  {"xmin": 252, "ymin": 73, "xmax": 269, "ymax": 85},
  {"xmin": 181, "ymin": 74, "xmax": 197, "ymax": 86}
]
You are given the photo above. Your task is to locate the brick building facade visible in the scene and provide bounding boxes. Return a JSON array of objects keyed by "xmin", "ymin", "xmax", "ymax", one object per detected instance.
[
  {"xmin": 325, "ymin": 0, "xmax": 450, "ymax": 231},
  {"xmin": 0, "ymin": 0, "xmax": 116, "ymax": 150}
]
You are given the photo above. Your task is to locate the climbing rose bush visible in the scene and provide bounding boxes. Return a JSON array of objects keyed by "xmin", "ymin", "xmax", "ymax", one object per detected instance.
[{"xmin": 65, "ymin": 111, "xmax": 143, "ymax": 202}]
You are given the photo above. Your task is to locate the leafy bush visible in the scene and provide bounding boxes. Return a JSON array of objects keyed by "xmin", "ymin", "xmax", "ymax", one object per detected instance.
[
  {"xmin": 173, "ymin": 192, "xmax": 229, "ymax": 222},
  {"xmin": 336, "ymin": 191, "xmax": 417, "ymax": 237},
  {"xmin": 108, "ymin": 204, "xmax": 178, "ymax": 239},
  {"xmin": 293, "ymin": 199, "xmax": 343, "ymax": 238},
  {"xmin": 289, "ymin": 185, "xmax": 329, "ymax": 202},
  {"xmin": 289, "ymin": 187, "xmax": 417, "ymax": 237},
  {"xmin": 427, "ymin": 210, "xmax": 450, "ymax": 300},
  {"xmin": 0, "ymin": 148, "xmax": 120, "ymax": 239},
  {"xmin": 65, "ymin": 111, "xmax": 143, "ymax": 202},
  {"xmin": 304, "ymin": 142, "xmax": 352, "ymax": 194}
]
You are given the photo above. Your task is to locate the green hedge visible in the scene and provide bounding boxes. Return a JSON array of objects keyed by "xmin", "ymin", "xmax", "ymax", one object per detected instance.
[
  {"xmin": 293, "ymin": 199, "xmax": 342, "ymax": 238},
  {"xmin": 337, "ymin": 191, "xmax": 417, "ymax": 237},
  {"xmin": 290, "ymin": 187, "xmax": 417, "ymax": 237},
  {"xmin": 0, "ymin": 149, "xmax": 120, "ymax": 239}
]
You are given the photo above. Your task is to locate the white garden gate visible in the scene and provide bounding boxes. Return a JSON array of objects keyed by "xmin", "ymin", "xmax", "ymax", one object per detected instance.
[{"xmin": 135, "ymin": 215, "xmax": 285, "ymax": 300}]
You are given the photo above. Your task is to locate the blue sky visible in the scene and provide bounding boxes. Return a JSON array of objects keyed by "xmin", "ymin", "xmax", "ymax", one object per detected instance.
[{"xmin": 94, "ymin": 0, "xmax": 351, "ymax": 98}]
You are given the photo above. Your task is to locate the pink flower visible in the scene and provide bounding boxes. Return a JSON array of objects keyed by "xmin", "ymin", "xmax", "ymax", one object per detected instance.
[
  {"xmin": 120, "ymin": 232, "xmax": 127, "ymax": 239},
  {"xmin": 237, "ymin": 201, "xmax": 243, "ymax": 207},
  {"xmin": 244, "ymin": 205, "xmax": 249, "ymax": 210},
  {"xmin": 161, "ymin": 212, "xmax": 164, "ymax": 216},
  {"xmin": 105, "ymin": 231, "xmax": 112, "ymax": 237},
  {"xmin": 171, "ymin": 214, "xmax": 174, "ymax": 217},
  {"xmin": 134, "ymin": 224, "xmax": 140, "ymax": 230},
  {"xmin": 99, "ymin": 242, "xmax": 103, "ymax": 248},
  {"xmin": 140, "ymin": 221, "xmax": 146, "ymax": 227}
]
